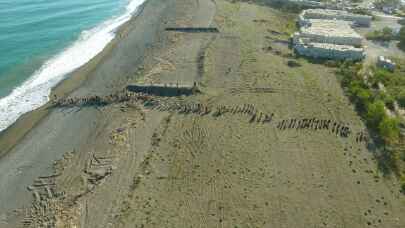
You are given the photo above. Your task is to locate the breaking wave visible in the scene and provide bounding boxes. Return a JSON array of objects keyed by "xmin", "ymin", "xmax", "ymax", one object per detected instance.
[{"xmin": 0, "ymin": 0, "xmax": 146, "ymax": 132}]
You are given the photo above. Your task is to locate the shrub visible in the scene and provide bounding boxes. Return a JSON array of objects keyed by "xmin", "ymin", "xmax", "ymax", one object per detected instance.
[
  {"xmin": 401, "ymin": 176, "xmax": 405, "ymax": 193},
  {"xmin": 384, "ymin": 95, "xmax": 396, "ymax": 110},
  {"xmin": 399, "ymin": 26, "xmax": 405, "ymax": 51},
  {"xmin": 377, "ymin": 92, "xmax": 396, "ymax": 110},
  {"xmin": 373, "ymin": 68, "xmax": 393, "ymax": 85},
  {"xmin": 366, "ymin": 100, "xmax": 387, "ymax": 128},
  {"xmin": 366, "ymin": 27, "xmax": 395, "ymax": 41},
  {"xmin": 374, "ymin": 0, "xmax": 401, "ymax": 9},
  {"xmin": 378, "ymin": 116, "xmax": 400, "ymax": 143},
  {"xmin": 397, "ymin": 90, "xmax": 405, "ymax": 107}
]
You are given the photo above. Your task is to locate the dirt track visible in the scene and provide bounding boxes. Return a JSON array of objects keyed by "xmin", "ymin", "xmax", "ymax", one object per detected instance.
[{"xmin": 2, "ymin": 0, "xmax": 405, "ymax": 227}]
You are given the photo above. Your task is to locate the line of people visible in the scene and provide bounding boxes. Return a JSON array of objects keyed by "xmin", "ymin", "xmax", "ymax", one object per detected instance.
[
  {"xmin": 355, "ymin": 131, "xmax": 369, "ymax": 143},
  {"xmin": 52, "ymin": 90, "xmax": 154, "ymax": 107},
  {"xmin": 152, "ymin": 102, "xmax": 275, "ymax": 124},
  {"xmin": 276, "ymin": 118, "xmax": 352, "ymax": 138}
]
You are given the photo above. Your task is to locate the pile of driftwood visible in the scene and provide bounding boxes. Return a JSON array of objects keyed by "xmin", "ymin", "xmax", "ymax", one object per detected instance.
[{"xmin": 277, "ymin": 118, "xmax": 351, "ymax": 138}]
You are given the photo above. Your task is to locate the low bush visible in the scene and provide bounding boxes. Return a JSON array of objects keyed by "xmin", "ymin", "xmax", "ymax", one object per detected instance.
[
  {"xmin": 399, "ymin": 26, "xmax": 405, "ymax": 51},
  {"xmin": 366, "ymin": 27, "xmax": 396, "ymax": 41},
  {"xmin": 397, "ymin": 90, "xmax": 405, "ymax": 107},
  {"xmin": 379, "ymin": 116, "xmax": 401, "ymax": 144}
]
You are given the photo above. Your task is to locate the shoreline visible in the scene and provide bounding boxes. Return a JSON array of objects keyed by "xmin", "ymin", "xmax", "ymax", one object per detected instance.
[
  {"xmin": 0, "ymin": 1, "xmax": 148, "ymax": 158},
  {"xmin": 0, "ymin": 0, "xmax": 174, "ymax": 220}
]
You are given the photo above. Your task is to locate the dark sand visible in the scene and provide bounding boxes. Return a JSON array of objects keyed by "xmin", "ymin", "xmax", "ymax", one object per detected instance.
[
  {"xmin": 0, "ymin": 0, "xmax": 175, "ymax": 225},
  {"xmin": 0, "ymin": 0, "xmax": 405, "ymax": 227}
]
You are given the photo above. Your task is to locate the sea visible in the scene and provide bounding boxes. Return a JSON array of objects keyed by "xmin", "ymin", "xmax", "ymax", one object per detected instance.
[{"xmin": 0, "ymin": 0, "xmax": 145, "ymax": 132}]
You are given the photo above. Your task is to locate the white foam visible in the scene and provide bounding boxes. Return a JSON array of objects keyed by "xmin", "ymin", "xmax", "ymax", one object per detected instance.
[{"xmin": 0, "ymin": 0, "xmax": 146, "ymax": 132}]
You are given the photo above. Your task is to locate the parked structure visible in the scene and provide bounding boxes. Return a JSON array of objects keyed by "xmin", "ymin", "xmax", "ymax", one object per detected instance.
[{"xmin": 377, "ymin": 56, "xmax": 396, "ymax": 71}]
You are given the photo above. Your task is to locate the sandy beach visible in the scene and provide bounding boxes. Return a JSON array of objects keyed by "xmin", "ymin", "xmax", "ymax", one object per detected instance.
[{"xmin": 0, "ymin": 0, "xmax": 404, "ymax": 227}]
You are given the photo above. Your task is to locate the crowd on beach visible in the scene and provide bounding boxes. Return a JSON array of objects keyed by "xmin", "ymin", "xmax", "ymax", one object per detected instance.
[
  {"xmin": 52, "ymin": 90, "xmax": 154, "ymax": 107},
  {"xmin": 277, "ymin": 118, "xmax": 352, "ymax": 138},
  {"xmin": 52, "ymin": 90, "xmax": 369, "ymax": 142}
]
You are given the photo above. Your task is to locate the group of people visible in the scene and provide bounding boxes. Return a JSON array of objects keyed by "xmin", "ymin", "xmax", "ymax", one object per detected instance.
[
  {"xmin": 152, "ymin": 102, "xmax": 211, "ymax": 116},
  {"xmin": 151, "ymin": 102, "xmax": 275, "ymax": 124},
  {"xmin": 277, "ymin": 118, "xmax": 352, "ymax": 138},
  {"xmin": 212, "ymin": 104, "xmax": 274, "ymax": 124},
  {"xmin": 355, "ymin": 131, "xmax": 369, "ymax": 143},
  {"xmin": 52, "ymin": 90, "xmax": 154, "ymax": 108}
]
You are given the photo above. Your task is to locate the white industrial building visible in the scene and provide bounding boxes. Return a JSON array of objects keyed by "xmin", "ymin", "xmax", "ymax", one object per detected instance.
[
  {"xmin": 298, "ymin": 19, "xmax": 363, "ymax": 46},
  {"xmin": 299, "ymin": 9, "xmax": 372, "ymax": 27},
  {"xmin": 288, "ymin": 0, "xmax": 325, "ymax": 8},
  {"xmin": 293, "ymin": 39, "xmax": 365, "ymax": 60},
  {"xmin": 292, "ymin": 9, "xmax": 367, "ymax": 61}
]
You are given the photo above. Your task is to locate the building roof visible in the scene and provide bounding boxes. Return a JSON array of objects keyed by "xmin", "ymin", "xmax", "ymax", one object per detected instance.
[
  {"xmin": 301, "ymin": 19, "xmax": 362, "ymax": 39},
  {"xmin": 307, "ymin": 42, "xmax": 364, "ymax": 51},
  {"xmin": 304, "ymin": 9, "xmax": 371, "ymax": 19}
]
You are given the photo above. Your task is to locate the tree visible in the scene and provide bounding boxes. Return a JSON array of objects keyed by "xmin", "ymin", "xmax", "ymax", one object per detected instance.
[
  {"xmin": 366, "ymin": 27, "xmax": 394, "ymax": 41},
  {"xmin": 382, "ymin": 27, "xmax": 393, "ymax": 38}
]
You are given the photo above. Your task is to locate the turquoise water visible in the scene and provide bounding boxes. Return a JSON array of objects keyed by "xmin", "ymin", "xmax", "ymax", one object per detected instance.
[
  {"xmin": 0, "ymin": 0, "xmax": 145, "ymax": 131},
  {"xmin": 0, "ymin": 0, "xmax": 127, "ymax": 97}
]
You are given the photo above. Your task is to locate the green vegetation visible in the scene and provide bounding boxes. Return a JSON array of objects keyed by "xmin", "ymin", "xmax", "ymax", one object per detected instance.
[
  {"xmin": 265, "ymin": 0, "xmax": 305, "ymax": 13},
  {"xmin": 350, "ymin": 8, "xmax": 373, "ymax": 17},
  {"xmin": 370, "ymin": 65, "xmax": 405, "ymax": 109},
  {"xmin": 402, "ymin": 175, "xmax": 405, "ymax": 193},
  {"xmin": 374, "ymin": 0, "xmax": 401, "ymax": 9},
  {"xmin": 399, "ymin": 26, "xmax": 405, "ymax": 51},
  {"xmin": 366, "ymin": 27, "xmax": 396, "ymax": 41},
  {"xmin": 337, "ymin": 62, "xmax": 404, "ymax": 178}
]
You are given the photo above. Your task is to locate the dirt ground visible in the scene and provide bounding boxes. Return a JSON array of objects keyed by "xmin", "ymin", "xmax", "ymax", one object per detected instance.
[{"xmin": 7, "ymin": 0, "xmax": 405, "ymax": 227}]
